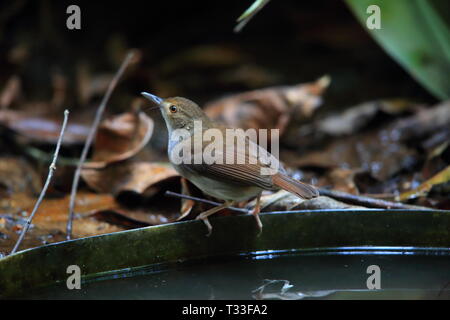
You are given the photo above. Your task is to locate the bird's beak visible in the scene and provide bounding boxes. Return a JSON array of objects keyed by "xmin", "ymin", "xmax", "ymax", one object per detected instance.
[{"xmin": 141, "ymin": 92, "xmax": 163, "ymax": 106}]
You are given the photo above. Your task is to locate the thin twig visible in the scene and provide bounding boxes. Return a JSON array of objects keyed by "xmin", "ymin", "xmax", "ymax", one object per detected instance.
[
  {"xmin": 318, "ymin": 188, "xmax": 428, "ymax": 210},
  {"xmin": 66, "ymin": 51, "xmax": 135, "ymax": 240},
  {"xmin": 165, "ymin": 191, "xmax": 250, "ymax": 214},
  {"xmin": 10, "ymin": 110, "xmax": 69, "ymax": 255},
  {"xmin": 165, "ymin": 189, "xmax": 435, "ymax": 215}
]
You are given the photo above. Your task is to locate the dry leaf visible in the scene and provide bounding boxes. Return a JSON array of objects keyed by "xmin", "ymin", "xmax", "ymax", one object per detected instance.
[
  {"xmin": 204, "ymin": 76, "xmax": 329, "ymax": 137},
  {"xmin": 0, "ymin": 109, "xmax": 90, "ymax": 145},
  {"xmin": 90, "ymin": 207, "xmax": 176, "ymax": 228},
  {"xmin": 327, "ymin": 168, "xmax": 359, "ymax": 194},
  {"xmin": 0, "ymin": 192, "xmax": 121, "ymax": 254},
  {"xmin": 318, "ymin": 99, "xmax": 417, "ymax": 136},
  {"xmin": 81, "ymin": 161, "xmax": 179, "ymax": 195},
  {"xmin": 248, "ymin": 190, "xmax": 366, "ymax": 212},
  {"xmin": 398, "ymin": 165, "xmax": 450, "ymax": 201},
  {"xmin": 284, "ymin": 127, "xmax": 418, "ymax": 181},
  {"xmin": 83, "ymin": 111, "xmax": 154, "ymax": 169},
  {"xmin": 0, "ymin": 157, "xmax": 42, "ymax": 196}
]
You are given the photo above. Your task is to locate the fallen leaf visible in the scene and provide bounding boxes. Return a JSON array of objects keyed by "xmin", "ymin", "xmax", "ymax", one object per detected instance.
[
  {"xmin": 389, "ymin": 101, "xmax": 450, "ymax": 144},
  {"xmin": 0, "ymin": 192, "xmax": 117, "ymax": 223},
  {"xmin": 290, "ymin": 196, "xmax": 367, "ymax": 210},
  {"xmin": 90, "ymin": 207, "xmax": 175, "ymax": 228},
  {"xmin": 247, "ymin": 190, "xmax": 366, "ymax": 212},
  {"xmin": 0, "ymin": 192, "xmax": 121, "ymax": 254},
  {"xmin": 83, "ymin": 111, "xmax": 154, "ymax": 169},
  {"xmin": 398, "ymin": 165, "xmax": 450, "ymax": 201},
  {"xmin": 283, "ymin": 127, "xmax": 418, "ymax": 181},
  {"xmin": 0, "ymin": 157, "xmax": 42, "ymax": 196},
  {"xmin": 317, "ymin": 99, "xmax": 417, "ymax": 136},
  {"xmin": 421, "ymin": 141, "xmax": 450, "ymax": 180},
  {"xmin": 0, "ymin": 109, "xmax": 90, "ymax": 145},
  {"xmin": 81, "ymin": 161, "xmax": 179, "ymax": 195},
  {"xmin": 204, "ymin": 76, "xmax": 329, "ymax": 138},
  {"xmin": 327, "ymin": 168, "xmax": 359, "ymax": 194}
]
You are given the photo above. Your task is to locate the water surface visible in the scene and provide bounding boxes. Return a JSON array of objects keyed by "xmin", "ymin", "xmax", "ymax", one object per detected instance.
[{"xmin": 25, "ymin": 247, "xmax": 450, "ymax": 299}]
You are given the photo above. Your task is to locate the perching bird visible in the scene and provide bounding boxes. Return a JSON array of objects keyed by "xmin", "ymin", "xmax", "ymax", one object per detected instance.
[{"xmin": 142, "ymin": 92, "xmax": 318, "ymax": 235}]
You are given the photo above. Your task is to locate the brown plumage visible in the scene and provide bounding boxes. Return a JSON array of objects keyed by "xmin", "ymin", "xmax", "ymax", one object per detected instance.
[
  {"xmin": 141, "ymin": 92, "xmax": 318, "ymax": 235},
  {"xmin": 272, "ymin": 173, "xmax": 318, "ymax": 199}
]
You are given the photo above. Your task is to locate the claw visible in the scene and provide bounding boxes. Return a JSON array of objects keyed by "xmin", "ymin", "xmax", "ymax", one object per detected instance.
[
  {"xmin": 252, "ymin": 193, "xmax": 263, "ymax": 235},
  {"xmin": 194, "ymin": 200, "xmax": 234, "ymax": 237},
  {"xmin": 196, "ymin": 215, "xmax": 213, "ymax": 237}
]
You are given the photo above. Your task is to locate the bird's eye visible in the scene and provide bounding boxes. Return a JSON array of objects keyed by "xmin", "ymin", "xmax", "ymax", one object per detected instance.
[{"xmin": 169, "ymin": 105, "xmax": 177, "ymax": 113}]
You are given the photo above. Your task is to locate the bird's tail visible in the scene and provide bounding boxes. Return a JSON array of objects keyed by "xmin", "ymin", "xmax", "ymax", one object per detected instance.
[{"xmin": 272, "ymin": 173, "xmax": 318, "ymax": 199}]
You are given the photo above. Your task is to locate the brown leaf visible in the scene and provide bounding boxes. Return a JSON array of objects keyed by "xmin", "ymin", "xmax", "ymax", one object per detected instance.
[
  {"xmin": 317, "ymin": 99, "xmax": 418, "ymax": 136},
  {"xmin": 0, "ymin": 192, "xmax": 121, "ymax": 254},
  {"xmin": 0, "ymin": 157, "xmax": 42, "ymax": 196},
  {"xmin": 83, "ymin": 111, "xmax": 154, "ymax": 169},
  {"xmin": 0, "ymin": 192, "xmax": 117, "ymax": 223},
  {"xmin": 284, "ymin": 129, "xmax": 417, "ymax": 181},
  {"xmin": 81, "ymin": 161, "xmax": 179, "ymax": 194},
  {"xmin": 0, "ymin": 109, "xmax": 90, "ymax": 145},
  {"xmin": 204, "ymin": 76, "xmax": 329, "ymax": 137},
  {"xmin": 398, "ymin": 165, "xmax": 450, "ymax": 201},
  {"xmin": 290, "ymin": 196, "xmax": 366, "ymax": 210},
  {"xmin": 90, "ymin": 207, "xmax": 175, "ymax": 228},
  {"xmin": 421, "ymin": 141, "xmax": 450, "ymax": 180},
  {"xmin": 327, "ymin": 168, "xmax": 359, "ymax": 194},
  {"xmin": 249, "ymin": 190, "xmax": 366, "ymax": 212},
  {"xmin": 389, "ymin": 101, "xmax": 450, "ymax": 143}
]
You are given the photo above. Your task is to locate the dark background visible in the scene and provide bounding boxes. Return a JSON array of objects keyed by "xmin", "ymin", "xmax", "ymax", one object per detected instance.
[{"xmin": 0, "ymin": 0, "xmax": 436, "ymax": 114}]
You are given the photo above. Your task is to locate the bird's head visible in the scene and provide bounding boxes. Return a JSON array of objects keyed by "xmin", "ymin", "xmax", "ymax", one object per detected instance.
[{"xmin": 141, "ymin": 92, "xmax": 210, "ymax": 132}]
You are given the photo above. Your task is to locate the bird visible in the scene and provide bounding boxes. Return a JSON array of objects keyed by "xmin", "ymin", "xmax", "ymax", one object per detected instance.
[{"xmin": 141, "ymin": 92, "xmax": 318, "ymax": 235}]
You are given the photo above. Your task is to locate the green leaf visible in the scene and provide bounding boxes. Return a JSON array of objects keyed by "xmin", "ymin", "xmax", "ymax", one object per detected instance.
[
  {"xmin": 235, "ymin": 0, "xmax": 271, "ymax": 33},
  {"xmin": 345, "ymin": 0, "xmax": 450, "ymax": 100}
]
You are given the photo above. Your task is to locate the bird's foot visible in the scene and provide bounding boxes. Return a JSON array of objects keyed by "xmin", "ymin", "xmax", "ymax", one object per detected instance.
[
  {"xmin": 196, "ymin": 215, "xmax": 213, "ymax": 237},
  {"xmin": 251, "ymin": 193, "xmax": 263, "ymax": 236}
]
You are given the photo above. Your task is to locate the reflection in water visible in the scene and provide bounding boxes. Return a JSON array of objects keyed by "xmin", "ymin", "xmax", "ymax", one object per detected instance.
[
  {"xmin": 253, "ymin": 279, "xmax": 336, "ymax": 300},
  {"xmin": 252, "ymin": 279, "xmax": 450, "ymax": 300},
  {"xmin": 24, "ymin": 248, "xmax": 450, "ymax": 300}
]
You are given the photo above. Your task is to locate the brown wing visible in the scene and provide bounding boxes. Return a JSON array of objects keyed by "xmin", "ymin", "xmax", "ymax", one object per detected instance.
[
  {"xmin": 177, "ymin": 133, "xmax": 318, "ymax": 199},
  {"xmin": 180, "ymin": 136, "xmax": 277, "ymax": 190},
  {"xmin": 271, "ymin": 173, "xmax": 318, "ymax": 199}
]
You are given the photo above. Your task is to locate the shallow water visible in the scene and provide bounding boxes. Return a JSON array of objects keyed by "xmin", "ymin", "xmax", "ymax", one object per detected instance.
[{"xmin": 25, "ymin": 247, "xmax": 450, "ymax": 299}]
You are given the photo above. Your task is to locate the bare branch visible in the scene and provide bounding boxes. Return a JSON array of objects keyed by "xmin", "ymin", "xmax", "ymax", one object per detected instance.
[
  {"xmin": 66, "ymin": 51, "xmax": 135, "ymax": 240},
  {"xmin": 166, "ymin": 188, "xmax": 434, "ymax": 216},
  {"xmin": 165, "ymin": 191, "xmax": 250, "ymax": 214},
  {"xmin": 318, "ymin": 188, "xmax": 429, "ymax": 210},
  {"xmin": 10, "ymin": 109, "xmax": 69, "ymax": 255}
]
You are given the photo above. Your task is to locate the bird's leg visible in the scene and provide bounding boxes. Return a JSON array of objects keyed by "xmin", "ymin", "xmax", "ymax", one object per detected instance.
[
  {"xmin": 177, "ymin": 178, "xmax": 195, "ymax": 221},
  {"xmin": 252, "ymin": 193, "xmax": 263, "ymax": 234},
  {"xmin": 196, "ymin": 201, "xmax": 234, "ymax": 236}
]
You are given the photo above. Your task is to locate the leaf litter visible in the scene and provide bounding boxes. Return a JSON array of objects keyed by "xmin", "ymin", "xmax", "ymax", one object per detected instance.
[{"xmin": 0, "ymin": 54, "xmax": 449, "ymax": 255}]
